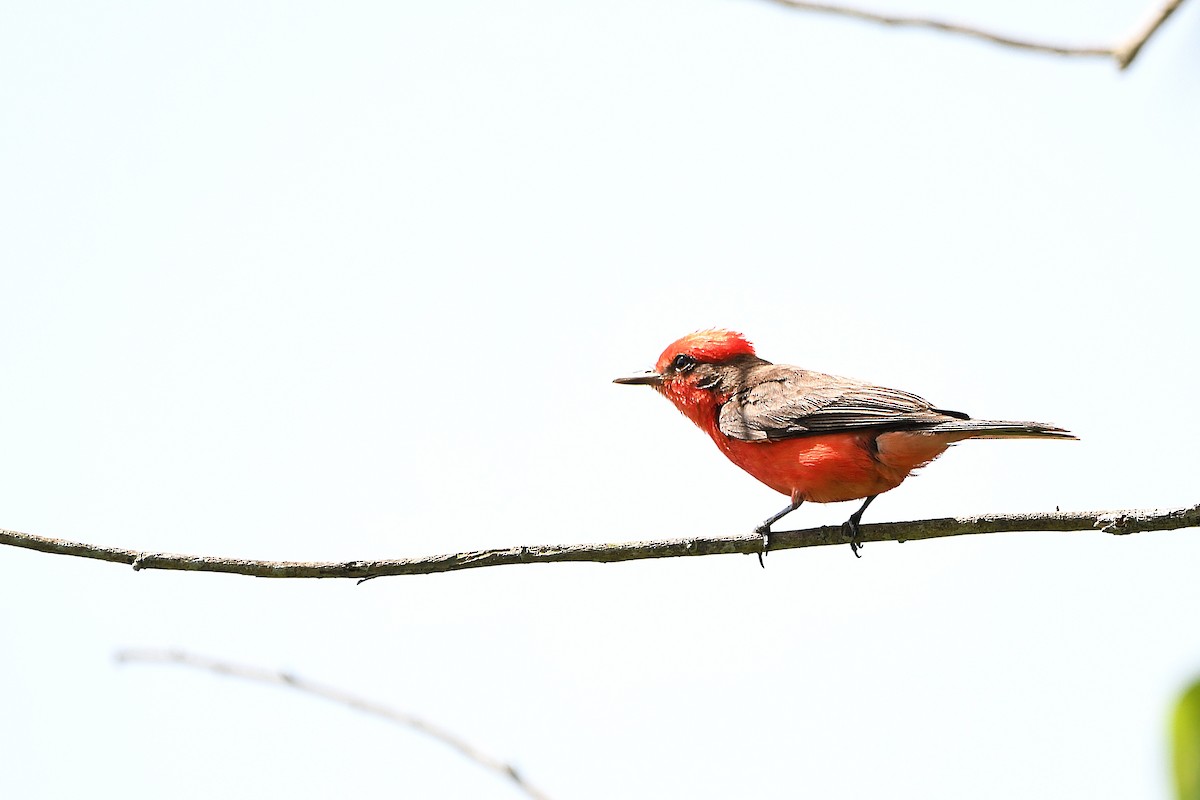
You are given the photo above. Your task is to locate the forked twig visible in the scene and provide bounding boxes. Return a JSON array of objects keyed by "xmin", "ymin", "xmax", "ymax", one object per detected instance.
[{"xmin": 760, "ymin": 0, "xmax": 1188, "ymax": 70}]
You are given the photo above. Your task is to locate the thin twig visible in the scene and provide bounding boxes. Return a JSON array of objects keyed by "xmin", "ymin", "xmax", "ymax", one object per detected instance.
[
  {"xmin": 1114, "ymin": 0, "xmax": 1187, "ymax": 68},
  {"xmin": 759, "ymin": 0, "xmax": 1188, "ymax": 70},
  {"xmin": 114, "ymin": 649, "xmax": 554, "ymax": 800},
  {"xmin": 2, "ymin": 504, "xmax": 1197, "ymax": 580}
]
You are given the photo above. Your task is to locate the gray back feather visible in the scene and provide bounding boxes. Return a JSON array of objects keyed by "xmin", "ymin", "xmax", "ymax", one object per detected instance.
[{"xmin": 717, "ymin": 364, "xmax": 969, "ymax": 441}]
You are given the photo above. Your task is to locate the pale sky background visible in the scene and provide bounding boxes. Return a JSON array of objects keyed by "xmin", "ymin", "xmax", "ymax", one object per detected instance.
[{"xmin": 2, "ymin": 1, "xmax": 1198, "ymax": 798}]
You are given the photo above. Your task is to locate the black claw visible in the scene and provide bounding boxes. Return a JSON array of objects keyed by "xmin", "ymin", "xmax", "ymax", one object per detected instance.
[
  {"xmin": 753, "ymin": 499, "xmax": 802, "ymax": 569},
  {"xmin": 842, "ymin": 494, "xmax": 876, "ymax": 559},
  {"xmin": 843, "ymin": 519, "xmax": 864, "ymax": 558}
]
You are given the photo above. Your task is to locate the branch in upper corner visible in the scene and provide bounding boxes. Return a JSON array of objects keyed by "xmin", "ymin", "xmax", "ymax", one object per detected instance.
[
  {"xmin": 1114, "ymin": 0, "xmax": 1187, "ymax": 69},
  {"xmin": 2, "ymin": 504, "xmax": 1198, "ymax": 580},
  {"xmin": 757, "ymin": 0, "xmax": 1188, "ymax": 70},
  {"xmin": 114, "ymin": 649, "xmax": 554, "ymax": 800}
]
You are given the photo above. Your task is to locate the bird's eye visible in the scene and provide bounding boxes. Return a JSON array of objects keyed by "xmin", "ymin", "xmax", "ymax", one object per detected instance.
[{"xmin": 672, "ymin": 354, "xmax": 697, "ymax": 373}]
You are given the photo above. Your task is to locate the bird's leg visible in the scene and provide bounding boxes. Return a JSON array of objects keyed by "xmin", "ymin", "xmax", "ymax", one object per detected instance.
[
  {"xmin": 842, "ymin": 494, "xmax": 877, "ymax": 558},
  {"xmin": 754, "ymin": 497, "xmax": 803, "ymax": 568}
]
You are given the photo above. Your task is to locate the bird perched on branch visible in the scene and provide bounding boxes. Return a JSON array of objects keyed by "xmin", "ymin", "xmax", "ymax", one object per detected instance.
[{"xmin": 614, "ymin": 329, "xmax": 1076, "ymax": 561}]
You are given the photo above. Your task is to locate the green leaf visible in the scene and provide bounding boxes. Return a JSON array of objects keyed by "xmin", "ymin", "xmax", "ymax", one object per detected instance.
[{"xmin": 1173, "ymin": 679, "xmax": 1200, "ymax": 800}]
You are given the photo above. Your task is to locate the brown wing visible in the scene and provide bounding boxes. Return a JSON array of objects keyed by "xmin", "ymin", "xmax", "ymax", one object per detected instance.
[{"xmin": 717, "ymin": 364, "xmax": 967, "ymax": 442}]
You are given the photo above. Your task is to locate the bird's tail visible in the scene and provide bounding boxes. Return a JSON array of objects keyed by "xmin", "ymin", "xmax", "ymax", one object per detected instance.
[{"xmin": 924, "ymin": 419, "xmax": 1078, "ymax": 440}]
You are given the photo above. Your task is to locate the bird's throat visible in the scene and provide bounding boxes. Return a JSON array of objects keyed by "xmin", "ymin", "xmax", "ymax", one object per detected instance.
[{"xmin": 661, "ymin": 384, "xmax": 729, "ymax": 440}]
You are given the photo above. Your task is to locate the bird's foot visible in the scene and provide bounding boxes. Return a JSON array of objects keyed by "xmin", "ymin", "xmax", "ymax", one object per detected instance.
[
  {"xmin": 842, "ymin": 518, "xmax": 864, "ymax": 558},
  {"xmin": 754, "ymin": 525, "xmax": 770, "ymax": 569}
]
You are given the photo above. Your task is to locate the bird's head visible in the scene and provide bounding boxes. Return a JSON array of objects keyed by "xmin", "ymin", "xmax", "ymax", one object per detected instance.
[{"xmin": 614, "ymin": 329, "xmax": 761, "ymax": 421}]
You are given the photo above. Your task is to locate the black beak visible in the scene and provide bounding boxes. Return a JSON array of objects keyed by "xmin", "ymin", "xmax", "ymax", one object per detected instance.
[{"xmin": 613, "ymin": 370, "xmax": 663, "ymax": 387}]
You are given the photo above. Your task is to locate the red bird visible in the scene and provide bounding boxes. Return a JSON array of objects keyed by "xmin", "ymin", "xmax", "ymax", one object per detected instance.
[{"xmin": 615, "ymin": 329, "xmax": 1075, "ymax": 559}]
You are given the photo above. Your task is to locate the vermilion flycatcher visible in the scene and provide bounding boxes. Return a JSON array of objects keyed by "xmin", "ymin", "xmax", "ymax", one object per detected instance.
[{"xmin": 615, "ymin": 329, "xmax": 1075, "ymax": 559}]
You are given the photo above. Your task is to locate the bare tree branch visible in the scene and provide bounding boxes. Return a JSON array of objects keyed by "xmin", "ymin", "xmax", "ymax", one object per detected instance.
[
  {"xmin": 114, "ymin": 649, "xmax": 554, "ymax": 800},
  {"xmin": 1114, "ymin": 0, "xmax": 1188, "ymax": 68},
  {"xmin": 3, "ymin": 504, "xmax": 1197, "ymax": 580},
  {"xmin": 759, "ymin": 0, "xmax": 1188, "ymax": 70}
]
